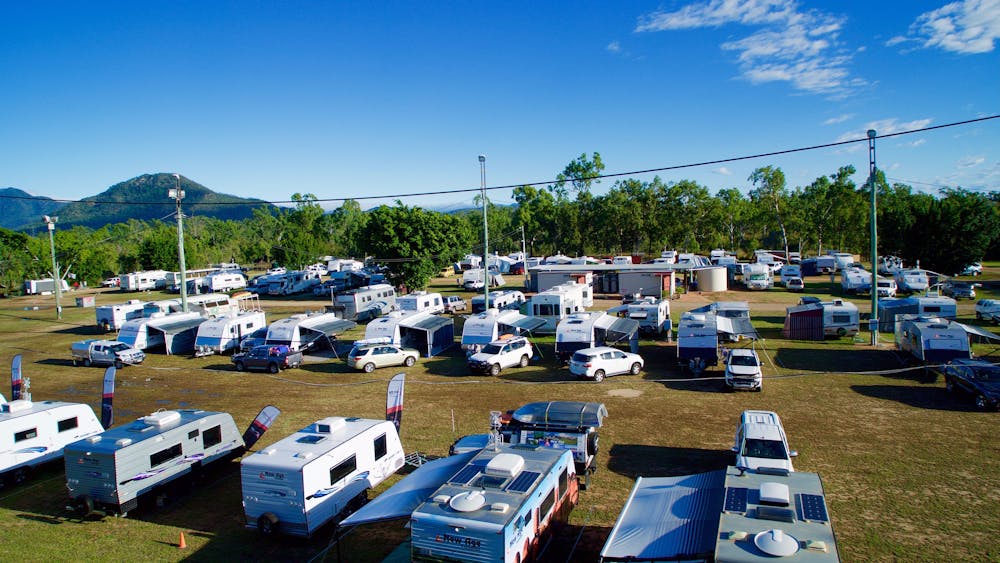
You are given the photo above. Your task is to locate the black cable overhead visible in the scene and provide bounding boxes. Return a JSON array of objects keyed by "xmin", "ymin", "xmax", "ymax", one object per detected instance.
[{"xmin": 2, "ymin": 115, "xmax": 997, "ymax": 207}]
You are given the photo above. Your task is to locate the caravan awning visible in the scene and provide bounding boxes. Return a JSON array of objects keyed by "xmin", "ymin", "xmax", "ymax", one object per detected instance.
[
  {"xmin": 605, "ymin": 317, "xmax": 640, "ymax": 343},
  {"xmin": 956, "ymin": 322, "xmax": 1000, "ymax": 341},
  {"xmin": 605, "ymin": 304, "xmax": 630, "ymax": 314},
  {"xmin": 150, "ymin": 315, "xmax": 205, "ymax": 334},
  {"xmin": 340, "ymin": 451, "xmax": 477, "ymax": 527},
  {"xmin": 302, "ymin": 317, "xmax": 356, "ymax": 335},
  {"xmin": 405, "ymin": 314, "xmax": 453, "ymax": 331},
  {"xmin": 599, "ymin": 471, "xmax": 725, "ymax": 562},
  {"xmin": 717, "ymin": 316, "xmax": 758, "ymax": 340},
  {"xmin": 500, "ymin": 314, "xmax": 547, "ymax": 333}
]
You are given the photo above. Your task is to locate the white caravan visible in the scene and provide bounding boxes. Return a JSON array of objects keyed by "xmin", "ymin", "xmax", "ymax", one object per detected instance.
[
  {"xmin": 460, "ymin": 309, "xmax": 547, "ymax": 353},
  {"xmin": 821, "ymin": 300, "xmax": 860, "ymax": 337},
  {"xmin": 624, "ymin": 296, "xmax": 671, "ymax": 337},
  {"xmin": 95, "ymin": 299, "xmax": 146, "ymax": 332},
  {"xmin": 397, "ymin": 291, "xmax": 444, "ymax": 315},
  {"xmin": 554, "ymin": 311, "xmax": 639, "ymax": 363},
  {"xmin": 267, "ymin": 270, "xmax": 323, "ymax": 296},
  {"xmin": 529, "ymin": 281, "xmax": 593, "ymax": 333},
  {"xmin": 364, "ymin": 310, "xmax": 431, "ymax": 345},
  {"xmin": 241, "ymin": 417, "xmax": 405, "ymax": 537},
  {"xmin": 120, "ymin": 270, "xmax": 168, "ymax": 292},
  {"xmin": 194, "ymin": 310, "xmax": 267, "ymax": 357},
  {"xmin": 203, "ymin": 271, "xmax": 247, "ymax": 292},
  {"xmin": 894, "ymin": 268, "xmax": 929, "ymax": 293},
  {"xmin": 895, "ymin": 315, "xmax": 970, "ymax": 364},
  {"xmin": 333, "ymin": 283, "xmax": 398, "ymax": 321},
  {"xmin": 743, "ymin": 263, "xmax": 772, "ymax": 290},
  {"xmin": 265, "ymin": 312, "xmax": 356, "ymax": 352},
  {"xmin": 471, "ymin": 290, "xmax": 526, "ymax": 314},
  {"xmin": 676, "ymin": 312, "xmax": 719, "ymax": 373},
  {"xmin": 841, "ymin": 266, "xmax": 872, "ymax": 294},
  {"xmin": 830, "ymin": 252, "xmax": 854, "ymax": 271},
  {"xmin": 876, "ymin": 276, "xmax": 897, "ymax": 298},
  {"xmin": 23, "ymin": 278, "xmax": 71, "ymax": 295}
]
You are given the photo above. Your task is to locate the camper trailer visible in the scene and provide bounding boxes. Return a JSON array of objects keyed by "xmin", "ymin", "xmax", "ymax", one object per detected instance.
[
  {"xmin": 120, "ymin": 270, "xmax": 169, "ymax": 292},
  {"xmin": 241, "ymin": 417, "xmax": 405, "ymax": 537},
  {"xmin": 194, "ymin": 310, "xmax": 267, "ymax": 356},
  {"xmin": 471, "ymin": 290, "xmax": 527, "ymax": 314},
  {"xmin": 409, "ymin": 444, "xmax": 578, "ymax": 563},
  {"xmin": 460, "ymin": 309, "xmax": 547, "ymax": 353},
  {"xmin": 676, "ymin": 312, "xmax": 719, "ymax": 373},
  {"xmin": 95, "ymin": 299, "xmax": 146, "ymax": 332},
  {"xmin": 397, "ymin": 291, "xmax": 444, "ymax": 315},
  {"xmin": 332, "ymin": 283, "xmax": 398, "ymax": 321},
  {"xmin": 841, "ymin": 266, "xmax": 872, "ymax": 294},
  {"xmin": 529, "ymin": 281, "xmax": 593, "ymax": 333},
  {"xmin": 822, "ymin": 300, "xmax": 860, "ymax": 337},
  {"xmin": 23, "ymin": 278, "xmax": 71, "ymax": 295},
  {"xmin": 895, "ymin": 268, "xmax": 930, "ymax": 293},
  {"xmin": 203, "ymin": 271, "xmax": 247, "ymax": 293},
  {"xmin": 1, "ymin": 358, "xmax": 113, "ymax": 488},
  {"xmin": 554, "ymin": 312, "xmax": 639, "ymax": 363},
  {"xmin": 65, "ymin": 406, "xmax": 279, "ymax": 516},
  {"xmin": 624, "ymin": 296, "xmax": 671, "ymax": 337},
  {"xmin": 895, "ymin": 316, "xmax": 971, "ymax": 364},
  {"xmin": 743, "ymin": 263, "xmax": 772, "ymax": 290},
  {"xmin": 266, "ymin": 312, "xmax": 356, "ymax": 352},
  {"xmin": 360, "ymin": 310, "xmax": 454, "ymax": 358},
  {"xmin": 462, "ymin": 268, "xmax": 505, "ymax": 290}
]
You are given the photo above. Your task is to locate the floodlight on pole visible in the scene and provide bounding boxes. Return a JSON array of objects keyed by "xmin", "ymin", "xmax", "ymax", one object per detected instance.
[
  {"xmin": 479, "ymin": 155, "xmax": 489, "ymax": 308},
  {"xmin": 868, "ymin": 129, "xmax": 878, "ymax": 346},
  {"xmin": 43, "ymin": 215, "xmax": 62, "ymax": 319},
  {"xmin": 170, "ymin": 173, "xmax": 189, "ymax": 313}
]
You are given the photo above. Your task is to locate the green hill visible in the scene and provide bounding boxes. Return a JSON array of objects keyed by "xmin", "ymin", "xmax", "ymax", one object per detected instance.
[{"xmin": 0, "ymin": 188, "xmax": 66, "ymax": 230}]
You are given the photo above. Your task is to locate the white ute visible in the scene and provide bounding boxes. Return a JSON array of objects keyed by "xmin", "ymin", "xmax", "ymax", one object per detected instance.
[{"xmin": 724, "ymin": 348, "xmax": 763, "ymax": 392}]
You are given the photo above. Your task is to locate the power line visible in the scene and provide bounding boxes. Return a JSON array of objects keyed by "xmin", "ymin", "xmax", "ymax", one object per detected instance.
[{"xmin": 2, "ymin": 114, "xmax": 998, "ymax": 208}]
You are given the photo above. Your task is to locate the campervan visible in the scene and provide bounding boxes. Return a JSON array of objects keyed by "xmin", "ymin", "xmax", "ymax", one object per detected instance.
[
  {"xmin": 23, "ymin": 278, "xmax": 70, "ymax": 295},
  {"xmin": 895, "ymin": 268, "xmax": 929, "ymax": 293},
  {"xmin": 841, "ymin": 267, "xmax": 872, "ymax": 295},
  {"xmin": 743, "ymin": 263, "xmax": 772, "ymax": 290},
  {"xmin": 95, "ymin": 299, "xmax": 146, "ymax": 332},
  {"xmin": 397, "ymin": 291, "xmax": 444, "ymax": 315},
  {"xmin": 409, "ymin": 445, "xmax": 577, "ymax": 563},
  {"xmin": 471, "ymin": 290, "xmax": 526, "ymax": 314},
  {"xmin": 266, "ymin": 312, "xmax": 356, "ymax": 352},
  {"xmin": 822, "ymin": 300, "xmax": 860, "ymax": 337},
  {"xmin": 554, "ymin": 311, "xmax": 639, "ymax": 363},
  {"xmin": 242, "ymin": 417, "xmax": 405, "ymax": 537},
  {"xmin": 332, "ymin": 283, "xmax": 397, "ymax": 321},
  {"xmin": 529, "ymin": 281, "xmax": 593, "ymax": 333},
  {"xmin": 895, "ymin": 316, "xmax": 970, "ymax": 364},
  {"xmin": 779, "ymin": 264, "xmax": 801, "ymax": 284},
  {"xmin": 194, "ymin": 310, "xmax": 267, "ymax": 356},
  {"xmin": 120, "ymin": 270, "xmax": 168, "ymax": 292},
  {"xmin": 676, "ymin": 312, "xmax": 719, "ymax": 373},
  {"xmin": 460, "ymin": 309, "xmax": 546, "ymax": 353},
  {"xmin": 65, "ymin": 406, "xmax": 279, "ymax": 516},
  {"xmin": 624, "ymin": 296, "xmax": 671, "ymax": 337}
]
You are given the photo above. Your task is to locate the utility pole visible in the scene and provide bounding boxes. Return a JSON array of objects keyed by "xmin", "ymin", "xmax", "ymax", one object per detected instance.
[
  {"xmin": 170, "ymin": 174, "xmax": 189, "ymax": 313},
  {"xmin": 43, "ymin": 215, "xmax": 62, "ymax": 320},
  {"xmin": 479, "ymin": 155, "xmax": 489, "ymax": 308},
  {"xmin": 521, "ymin": 225, "xmax": 528, "ymax": 286},
  {"xmin": 868, "ymin": 130, "xmax": 879, "ymax": 346}
]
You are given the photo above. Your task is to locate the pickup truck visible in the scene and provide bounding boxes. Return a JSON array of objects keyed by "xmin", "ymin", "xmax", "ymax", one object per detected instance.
[
  {"xmin": 71, "ymin": 339, "xmax": 146, "ymax": 368},
  {"xmin": 231, "ymin": 345, "xmax": 303, "ymax": 373}
]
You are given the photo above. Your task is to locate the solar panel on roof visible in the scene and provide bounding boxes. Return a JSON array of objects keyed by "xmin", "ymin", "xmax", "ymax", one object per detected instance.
[
  {"xmin": 506, "ymin": 471, "xmax": 540, "ymax": 493},
  {"xmin": 724, "ymin": 487, "xmax": 748, "ymax": 513},
  {"xmin": 799, "ymin": 493, "xmax": 829, "ymax": 522},
  {"xmin": 449, "ymin": 464, "xmax": 483, "ymax": 485}
]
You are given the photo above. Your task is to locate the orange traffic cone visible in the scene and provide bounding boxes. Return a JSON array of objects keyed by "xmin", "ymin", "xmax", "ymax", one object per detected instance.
[{"xmin": 179, "ymin": 532, "xmax": 187, "ymax": 549}]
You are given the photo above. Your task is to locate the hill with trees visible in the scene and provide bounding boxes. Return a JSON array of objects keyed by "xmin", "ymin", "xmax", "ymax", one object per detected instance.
[{"xmin": 0, "ymin": 188, "xmax": 65, "ymax": 230}]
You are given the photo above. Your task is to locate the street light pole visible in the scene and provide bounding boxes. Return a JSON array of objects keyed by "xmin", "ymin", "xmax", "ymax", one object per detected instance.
[
  {"xmin": 43, "ymin": 215, "xmax": 62, "ymax": 320},
  {"xmin": 170, "ymin": 174, "xmax": 189, "ymax": 313},
  {"xmin": 479, "ymin": 155, "xmax": 489, "ymax": 309},
  {"xmin": 868, "ymin": 130, "xmax": 879, "ymax": 346}
]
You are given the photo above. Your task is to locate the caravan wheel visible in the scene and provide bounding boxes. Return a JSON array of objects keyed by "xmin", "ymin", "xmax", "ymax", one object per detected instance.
[
  {"xmin": 836, "ymin": 328, "xmax": 847, "ymax": 337},
  {"xmin": 11, "ymin": 466, "xmax": 30, "ymax": 485},
  {"xmin": 258, "ymin": 513, "xmax": 279, "ymax": 535}
]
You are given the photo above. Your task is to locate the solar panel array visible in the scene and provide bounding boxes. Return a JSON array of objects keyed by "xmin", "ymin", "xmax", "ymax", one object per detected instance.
[
  {"xmin": 799, "ymin": 493, "xmax": 830, "ymax": 522},
  {"xmin": 724, "ymin": 487, "xmax": 748, "ymax": 513},
  {"xmin": 448, "ymin": 464, "xmax": 483, "ymax": 485},
  {"xmin": 505, "ymin": 471, "xmax": 540, "ymax": 493}
]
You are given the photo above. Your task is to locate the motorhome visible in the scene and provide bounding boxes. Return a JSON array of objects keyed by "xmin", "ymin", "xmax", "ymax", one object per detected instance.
[
  {"xmin": 332, "ymin": 283, "xmax": 397, "ymax": 321},
  {"xmin": 676, "ymin": 312, "xmax": 719, "ymax": 373},
  {"xmin": 203, "ymin": 271, "xmax": 247, "ymax": 293},
  {"xmin": 895, "ymin": 315, "xmax": 970, "ymax": 364},
  {"xmin": 95, "ymin": 299, "xmax": 146, "ymax": 332},
  {"xmin": 743, "ymin": 263, "xmax": 772, "ymax": 290},
  {"xmin": 471, "ymin": 290, "xmax": 526, "ymax": 314},
  {"xmin": 554, "ymin": 311, "xmax": 639, "ymax": 363},
  {"xmin": 23, "ymin": 278, "xmax": 70, "ymax": 295},
  {"xmin": 779, "ymin": 264, "xmax": 801, "ymax": 284},
  {"xmin": 529, "ymin": 281, "xmax": 593, "ymax": 333},
  {"xmin": 895, "ymin": 268, "xmax": 930, "ymax": 293},
  {"xmin": 1, "ymin": 358, "xmax": 114, "ymax": 488},
  {"xmin": 194, "ymin": 309, "xmax": 267, "ymax": 357},
  {"xmin": 408, "ymin": 444, "xmax": 577, "ymax": 563},
  {"xmin": 841, "ymin": 266, "xmax": 872, "ymax": 295},
  {"xmin": 241, "ymin": 416, "xmax": 405, "ymax": 537},
  {"xmin": 265, "ymin": 312, "xmax": 356, "ymax": 352},
  {"xmin": 65, "ymin": 405, "xmax": 279, "ymax": 516},
  {"xmin": 397, "ymin": 291, "xmax": 444, "ymax": 315},
  {"xmin": 822, "ymin": 299, "xmax": 860, "ymax": 337},
  {"xmin": 876, "ymin": 276, "xmax": 898, "ymax": 298},
  {"xmin": 460, "ymin": 309, "xmax": 547, "ymax": 353},
  {"xmin": 120, "ymin": 270, "xmax": 168, "ymax": 292}
]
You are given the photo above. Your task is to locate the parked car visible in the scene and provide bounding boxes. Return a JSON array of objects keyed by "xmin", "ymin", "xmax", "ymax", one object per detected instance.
[
  {"xmin": 443, "ymin": 295, "xmax": 467, "ymax": 313},
  {"xmin": 71, "ymin": 339, "xmax": 145, "ymax": 368},
  {"xmin": 347, "ymin": 342, "xmax": 419, "ymax": 373},
  {"xmin": 724, "ymin": 348, "xmax": 763, "ymax": 392},
  {"xmin": 732, "ymin": 410, "xmax": 797, "ymax": 472},
  {"xmin": 976, "ymin": 299, "xmax": 1000, "ymax": 324},
  {"xmin": 784, "ymin": 277, "xmax": 804, "ymax": 292},
  {"xmin": 568, "ymin": 346, "xmax": 643, "ymax": 382},
  {"xmin": 231, "ymin": 345, "xmax": 303, "ymax": 373},
  {"xmin": 941, "ymin": 359, "xmax": 1000, "ymax": 411},
  {"xmin": 958, "ymin": 262, "xmax": 983, "ymax": 276},
  {"xmin": 101, "ymin": 276, "xmax": 121, "ymax": 288},
  {"xmin": 942, "ymin": 280, "xmax": 976, "ymax": 300},
  {"xmin": 467, "ymin": 336, "xmax": 533, "ymax": 376}
]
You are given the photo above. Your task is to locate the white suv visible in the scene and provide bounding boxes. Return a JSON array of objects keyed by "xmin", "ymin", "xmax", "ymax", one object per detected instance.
[
  {"xmin": 732, "ymin": 410, "xmax": 797, "ymax": 472},
  {"xmin": 724, "ymin": 348, "xmax": 763, "ymax": 392},
  {"xmin": 467, "ymin": 336, "xmax": 533, "ymax": 376},
  {"xmin": 568, "ymin": 346, "xmax": 643, "ymax": 382}
]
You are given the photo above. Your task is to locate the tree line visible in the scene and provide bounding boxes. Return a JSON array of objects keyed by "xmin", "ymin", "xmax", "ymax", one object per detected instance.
[{"xmin": 2, "ymin": 153, "xmax": 997, "ymax": 294}]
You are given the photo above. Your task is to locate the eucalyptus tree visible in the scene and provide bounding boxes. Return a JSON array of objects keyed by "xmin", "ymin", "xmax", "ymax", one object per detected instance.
[
  {"xmin": 715, "ymin": 187, "xmax": 754, "ymax": 257},
  {"xmin": 512, "ymin": 185, "xmax": 557, "ymax": 256},
  {"xmin": 748, "ymin": 166, "xmax": 790, "ymax": 257}
]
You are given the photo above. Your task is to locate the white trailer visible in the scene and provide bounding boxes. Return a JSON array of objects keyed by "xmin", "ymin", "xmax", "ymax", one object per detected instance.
[
  {"xmin": 364, "ymin": 311, "xmax": 432, "ymax": 345},
  {"xmin": 23, "ymin": 278, "xmax": 71, "ymax": 295},
  {"xmin": 471, "ymin": 290, "xmax": 526, "ymax": 314},
  {"xmin": 821, "ymin": 299, "xmax": 860, "ymax": 337},
  {"xmin": 895, "ymin": 315, "xmax": 970, "ymax": 364},
  {"xmin": 120, "ymin": 270, "xmax": 169, "ymax": 292},
  {"xmin": 397, "ymin": 291, "xmax": 444, "ymax": 315},
  {"xmin": 460, "ymin": 309, "xmax": 546, "ymax": 353},
  {"xmin": 241, "ymin": 417, "xmax": 405, "ymax": 537},
  {"xmin": 676, "ymin": 312, "xmax": 719, "ymax": 373},
  {"xmin": 142, "ymin": 298, "xmax": 182, "ymax": 317},
  {"xmin": 895, "ymin": 268, "xmax": 929, "ymax": 293},
  {"xmin": 841, "ymin": 266, "xmax": 872, "ymax": 294},
  {"xmin": 554, "ymin": 311, "xmax": 640, "ymax": 363},
  {"xmin": 267, "ymin": 270, "xmax": 323, "ymax": 295},
  {"xmin": 623, "ymin": 296, "xmax": 671, "ymax": 337},
  {"xmin": 203, "ymin": 271, "xmax": 247, "ymax": 292},
  {"xmin": 194, "ymin": 310, "xmax": 267, "ymax": 357},
  {"xmin": 529, "ymin": 281, "xmax": 592, "ymax": 333},
  {"xmin": 95, "ymin": 299, "xmax": 146, "ymax": 332},
  {"xmin": 332, "ymin": 283, "xmax": 398, "ymax": 321},
  {"xmin": 265, "ymin": 312, "xmax": 356, "ymax": 352}
]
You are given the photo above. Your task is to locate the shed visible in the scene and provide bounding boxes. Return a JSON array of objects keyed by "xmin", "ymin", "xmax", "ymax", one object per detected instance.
[{"xmin": 783, "ymin": 303, "xmax": 824, "ymax": 340}]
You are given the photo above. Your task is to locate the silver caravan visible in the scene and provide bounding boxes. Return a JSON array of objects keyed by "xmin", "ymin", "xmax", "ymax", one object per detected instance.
[
  {"xmin": 120, "ymin": 270, "xmax": 168, "ymax": 292},
  {"xmin": 397, "ymin": 291, "xmax": 444, "ymax": 315},
  {"xmin": 194, "ymin": 310, "xmax": 267, "ymax": 357},
  {"xmin": 676, "ymin": 312, "xmax": 719, "ymax": 373},
  {"xmin": 821, "ymin": 299, "xmax": 860, "ymax": 337},
  {"xmin": 332, "ymin": 283, "xmax": 397, "ymax": 321},
  {"xmin": 95, "ymin": 299, "xmax": 146, "ymax": 332},
  {"xmin": 895, "ymin": 315, "xmax": 970, "ymax": 364},
  {"xmin": 894, "ymin": 268, "xmax": 929, "ymax": 293},
  {"xmin": 529, "ymin": 281, "xmax": 593, "ymax": 333},
  {"xmin": 1, "ymin": 357, "xmax": 113, "ymax": 488},
  {"xmin": 65, "ymin": 405, "xmax": 279, "ymax": 516},
  {"xmin": 841, "ymin": 266, "xmax": 872, "ymax": 294},
  {"xmin": 471, "ymin": 290, "xmax": 527, "ymax": 314},
  {"xmin": 554, "ymin": 311, "xmax": 640, "ymax": 363},
  {"xmin": 241, "ymin": 417, "xmax": 405, "ymax": 537},
  {"xmin": 460, "ymin": 309, "xmax": 547, "ymax": 353},
  {"xmin": 266, "ymin": 312, "xmax": 356, "ymax": 352}
]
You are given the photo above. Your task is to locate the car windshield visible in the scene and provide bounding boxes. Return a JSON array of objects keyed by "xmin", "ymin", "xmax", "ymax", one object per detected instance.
[
  {"xmin": 481, "ymin": 344, "xmax": 503, "ymax": 354},
  {"xmin": 972, "ymin": 366, "xmax": 1000, "ymax": 381},
  {"xmin": 730, "ymin": 354, "xmax": 759, "ymax": 367},
  {"xmin": 109, "ymin": 343, "xmax": 130, "ymax": 352},
  {"xmin": 348, "ymin": 346, "xmax": 365, "ymax": 357},
  {"xmin": 742, "ymin": 438, "xmax": 787, "ymax": 460}
]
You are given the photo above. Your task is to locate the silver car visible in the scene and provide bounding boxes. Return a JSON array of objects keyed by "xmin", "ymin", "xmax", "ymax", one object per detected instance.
[{"xmin": 347, "ymin": 343, "xmax": 419, "ymax": 373}]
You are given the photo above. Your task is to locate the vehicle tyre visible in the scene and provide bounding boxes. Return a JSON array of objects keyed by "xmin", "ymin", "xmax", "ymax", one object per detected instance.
[
  {"xmin": 975, "ymin": 394, "xmax": 990, "ymax": 411},
  {"xmin": 403, "ymin": 356, "xmax": 416, "ymax": 367},
  {"xmin": 83, "ymin": 358, "xmax": 92, "ymax": 368},
  {"xmin": 836, "ymin": 327, "xmax": 847, "ymax": 337},
  {"xmin": 587, "ymin": 432, "xmax": 599, "ymax": 456},
  {"xmin": 630, "ymin": 362, "xmax": 641, "ymax": 375},
  {"xmin": 75, "ymin": 495, "xmax": 95, "ymax": 516},
  {"xmin": 268, "ymin": 363, "xmax": 280, "ymax": 374},
  {"xmin": 363, "ymin": 363, "xmax": 376, "ymax": 373},
  {"xmin": 114, "ymin": 359, "xmax": 124, "ymax": 369},
  {"xmin": 235, "ymin": 361, "xmax": 245, "ymax": 372},
  {"xmin": 11, "ymin": 466, "xmax": 30, "ymax": 485},
  {"xmin": 593, "ymin": 369, "xmax": 605, "ymax": 383},
  {"xmin": 519, "ymin": 355, "xmax": 529, "ymax": 368},
  {"xmin": 258, "ymin": 513, "xmax": 279, "ymax": 536},
  {"xmin": 490, "ymin": 363, "xmax": 501, "ymax": 377}
]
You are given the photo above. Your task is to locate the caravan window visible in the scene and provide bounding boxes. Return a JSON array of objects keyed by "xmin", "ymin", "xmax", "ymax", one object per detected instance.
[
  {"xmin": 58, "ymin": 417, "xmax": 79, "ymax": 432},
  {"xmin": 150, "ymin": 444, "xmax": 183, "ymax": 467},
  {"xmin": 925, "ymin": 306, "xmax": 941, "ymax": 313},
  {"xmin": 832, "ymin": 314, "xmax": 851, "ymax": 323},
  {"xmin": 330, "ymin": 455, "xmax": 357, "ymax": 485},
  {"xmin": 14, "ymin": 428, "xmax": 38, "ymax": 442},
  {"xmin": 203, "ymin": 425, "xmax": 222, "ymax": 448},
  {"xmin": 535, "ymin": 304, "xmax": 557, "ymax": 317},
  {"xmin": 558, "ymin": 467, "xmax": 569, "ymax": 498},
  {"xmin": 374, "ymin": 433, "xmax": 387, "ymax": 460},
  {"xmin": 539, "ymin": 486, "xmax": 556, "ymax": 522}
]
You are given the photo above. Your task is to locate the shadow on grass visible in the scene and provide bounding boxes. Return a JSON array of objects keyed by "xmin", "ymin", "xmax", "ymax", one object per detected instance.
[
  {"xmin": 774, "ymin": 347, "xmax": 900, "ymax": 371},
  {"xmin": 607, "ymin": 444, "xmax": 731, "ymax": 479},
  {"xmin": 850, "ymin": 384, "xmax": 983, "ymax": 412}
]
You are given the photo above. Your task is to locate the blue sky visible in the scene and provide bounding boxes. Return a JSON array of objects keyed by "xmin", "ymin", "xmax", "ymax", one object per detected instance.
[{"xmin": 2, "ymin": 1, "xmax": 998, "ymax": 210}]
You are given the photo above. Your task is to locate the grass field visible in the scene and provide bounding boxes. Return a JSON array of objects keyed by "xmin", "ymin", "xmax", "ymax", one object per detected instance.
[{"xmin": 1, "ymin": 270, "xmax": 999, "ymax": 562}]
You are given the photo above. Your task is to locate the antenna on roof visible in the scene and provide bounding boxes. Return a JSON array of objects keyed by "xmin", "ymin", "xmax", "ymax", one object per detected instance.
[{"xmin": 489, "ymin": 411, "xmax": 503, "ymax": 452}]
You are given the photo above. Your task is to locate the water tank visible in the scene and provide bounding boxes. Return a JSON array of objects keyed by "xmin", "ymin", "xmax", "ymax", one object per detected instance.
[{"xmin": 696, "ymin": 267, "xmax": 728, "ymax": 292}]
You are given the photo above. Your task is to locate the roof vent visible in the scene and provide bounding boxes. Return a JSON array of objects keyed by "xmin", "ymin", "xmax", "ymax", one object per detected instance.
[
  {"xmin": 142, "ymin": 410, "xmax": 181, "ymax": 427},
  {"xmin": 485, "ymin": 453, "xmax": 525, "ymax": 479},
  {"xmin": 490, "ymin": 502, "xmax": 510, "ymax": 513},
  {"xmin": 2, "ymin": 400, "xmax": 32, "ymax": 413},
  {"xmin": 754, "ymin": 529, "xmax": 799, "ymax": 557},
  {"xmin": 315, "ymin": 417, "xmax": 346, "ymax": 433},
  {"xmin": 115, "ymin": 438, "xmax": 133, "ymax": 447},
  {"xmin": 433, "ymin": 494, "xmax": 451, "ymax": 504},
  {"xmin": 760, "ymin": 482, "xmax": 790, "ymax": 505},
  {"xmin": 448, "ymin": 491, "xmax": 487, "ymax": 513}
]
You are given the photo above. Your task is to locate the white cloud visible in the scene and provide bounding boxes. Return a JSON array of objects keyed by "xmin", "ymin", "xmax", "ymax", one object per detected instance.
[
  {"xmin": 606, "ymin": 40, "xmax": 622, "ymax": 53},
  {"xmin": 635, "ymin": 0, "xmax": 862, "ymax": 96},
  {"xmin": 714, "ymin": 166, "xmax": 734, "ymax": 175},
  {"xmin": 958, "ymin": 155, "xmax": 986, "ymax": 168},
  {"xmin": 835, "ymin": 117, "xmax": 934, "ymax": 143},
  {"xmin": 891, "ymin": 0, "xmax": 1000, "ymax": 54},
  {"xmin": 823, "ymin": 114, "xmax": 854, "ymax": 125},
  {"xmin": 906, "ymin": 138, "xmax": 927, "ymax": 147}
]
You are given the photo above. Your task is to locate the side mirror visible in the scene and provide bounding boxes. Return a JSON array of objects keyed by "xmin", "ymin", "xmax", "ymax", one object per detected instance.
[{"xmin": 789, "ymin": 450, "xmax": 799, "ymax": 457}]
